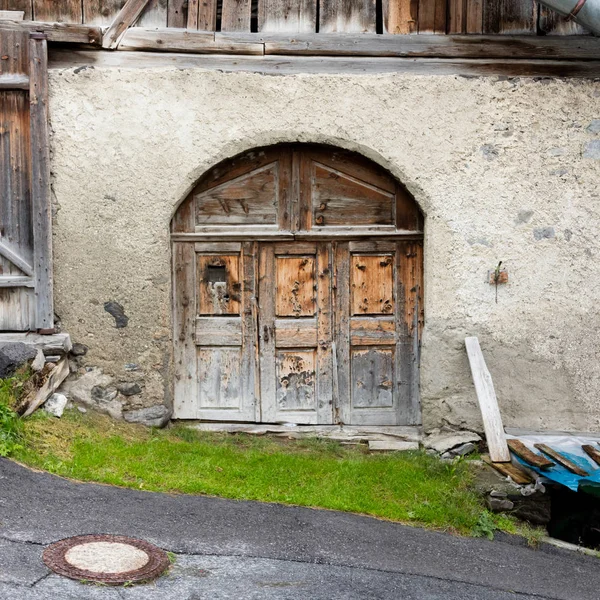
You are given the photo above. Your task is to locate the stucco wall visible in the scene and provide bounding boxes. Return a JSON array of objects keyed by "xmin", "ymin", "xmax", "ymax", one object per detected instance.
[{"xmin": 48, "ymin": 64, "xmax": 600, "ymax": 432}]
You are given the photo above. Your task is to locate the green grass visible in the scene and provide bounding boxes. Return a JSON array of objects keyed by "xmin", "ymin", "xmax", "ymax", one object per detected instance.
[
  {"xmin": 9, "ymin": 408, "xmax": 540, "ymax": 540},
  {"xmin": 0, "ymin": 369, "xmax": 30, "ymax": 456}
]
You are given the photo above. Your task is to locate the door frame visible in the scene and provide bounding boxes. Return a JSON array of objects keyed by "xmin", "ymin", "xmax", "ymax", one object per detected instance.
[{"xmin": 171, "ymin": 143, "xmax": 424, "ymax": 424}]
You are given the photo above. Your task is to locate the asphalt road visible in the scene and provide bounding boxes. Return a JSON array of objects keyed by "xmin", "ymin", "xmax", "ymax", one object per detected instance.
[{"xmin": 1, "ymin": 458, "xmax": 598, "ymax": 600}]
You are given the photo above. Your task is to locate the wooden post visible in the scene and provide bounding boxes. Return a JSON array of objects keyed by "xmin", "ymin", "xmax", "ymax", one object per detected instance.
[
  {"xmin": 465, "ymin": 337, "xmax": 510, "ymax": 462},
  {"xmin": 29, "ymin": 33, "xmax": 54, "ymax": 332},
  {"xmin": 102, "ymin": 0, "xmax": 152, "ymax": 49}
]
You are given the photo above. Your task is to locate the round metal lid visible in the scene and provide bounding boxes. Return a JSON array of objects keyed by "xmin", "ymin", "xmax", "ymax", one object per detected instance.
[{"xmin": 42, "ymin": 534, "xmax": 170, "ymax": 585}]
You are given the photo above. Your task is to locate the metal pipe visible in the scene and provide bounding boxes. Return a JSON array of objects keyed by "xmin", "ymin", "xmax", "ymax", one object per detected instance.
[{"xmin": 538, "ymin": 0, "xmax": 600, "ymax": 35}]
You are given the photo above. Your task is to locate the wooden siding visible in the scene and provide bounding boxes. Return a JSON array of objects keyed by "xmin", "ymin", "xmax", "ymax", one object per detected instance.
[{"xmin": 0, "ymin": 1, "xmax": 590, "ymax": 36}]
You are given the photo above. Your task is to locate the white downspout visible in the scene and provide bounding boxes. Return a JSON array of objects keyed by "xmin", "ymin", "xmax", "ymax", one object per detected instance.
[{"xmin": 538, "ymin": 0, "xmax": 600, "ymax": 35}]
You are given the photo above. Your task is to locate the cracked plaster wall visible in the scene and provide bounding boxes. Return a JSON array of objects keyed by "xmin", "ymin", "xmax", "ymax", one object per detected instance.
[{"xmin": 48, "ymin": 65, "xmax": 600, "ymax": 431}]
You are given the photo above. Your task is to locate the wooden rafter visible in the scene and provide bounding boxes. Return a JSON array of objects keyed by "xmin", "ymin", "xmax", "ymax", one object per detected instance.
[
  {"xmin": 0, "ymin": 240, "xmax": 34, "ymax": 277},
  {"xmin": 102, "ymin": 0, "xmax": 153, "ymax": 49}
]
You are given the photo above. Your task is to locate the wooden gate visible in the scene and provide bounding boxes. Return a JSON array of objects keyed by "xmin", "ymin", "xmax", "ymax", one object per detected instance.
[
  {"xmin": 172, "ymin": 144, "xmax": 423, "ymax": 425},
  {"xmin": 0, "ymin": 29, "xmax": 53, "ymax": 331}
]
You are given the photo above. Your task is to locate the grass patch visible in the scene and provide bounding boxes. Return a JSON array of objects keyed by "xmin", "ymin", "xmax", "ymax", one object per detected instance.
[
  {"xmin": 0, "ymin": 369, "xmax": 31, "ymax": 456},
  {"xmin": 12, "ymin": 409, "xmax": 537, "ymax": 538}
]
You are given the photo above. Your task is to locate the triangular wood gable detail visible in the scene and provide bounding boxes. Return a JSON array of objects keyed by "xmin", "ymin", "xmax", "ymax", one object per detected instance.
[{"xmin": 0, "ymin": 28, "xmax": 53, "ymax": 331}]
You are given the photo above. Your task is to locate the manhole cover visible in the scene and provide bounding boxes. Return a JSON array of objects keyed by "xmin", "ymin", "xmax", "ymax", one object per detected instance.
[{"xmin": 42, "ymin": 534, "xmax": 170, "ymax": 585}]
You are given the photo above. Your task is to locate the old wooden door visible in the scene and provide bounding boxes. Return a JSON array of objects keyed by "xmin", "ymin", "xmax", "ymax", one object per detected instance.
[
  {"xmin": 172, "ymin": 144, "xmax": 423, "ymax": 425},
  {"xmin": 258, "ymin": 242, "xmax": 333, "ymax": 424}
]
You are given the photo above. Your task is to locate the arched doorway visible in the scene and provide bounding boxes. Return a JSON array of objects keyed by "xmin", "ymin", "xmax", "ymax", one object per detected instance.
[{"xmin": 171, "ymin": 144, "xmax": 423, "ymax": 426}]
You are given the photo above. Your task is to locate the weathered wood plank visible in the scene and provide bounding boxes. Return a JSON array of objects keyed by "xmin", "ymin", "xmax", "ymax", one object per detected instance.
[
  {"xmin": 258, "ymin": 0, "xmax": 316, "ymax": 33},
  {"xmin": 534, "ymin": 443, "xmax": 589, "ymax": 476},
  {"xmin": 136, "ymin": 0, "xmax": 167, "ymax": 27},
  {"xmin": 49, "ymin": 49, "xmax": 600, "ymax": 79},
  {"xmin": 350, "ymin": 318, "xmax": 395, "ymax": 345},
  {"xmin": 0, "ymin": 241, "xmax": 33, "ymax": 277},
  {"xmin": 83, "ymin": 0, "xmax": 127, "ymax": 26},
  {"xmin": 195, "ymin": 316, "xmax": 242, "ymax": 345},
  {"xmin": 418, "ymin": 0, "xmax": 447, "ymax": 34},
  {"xmin": 197, "ymin": 0, "xmax": 217, "ymax": 30},
  {"xmin": 0, "ymin": 9, "xmax": 24, "ymax": 19},
  {"xmin": 333, "ymin": 242, "xmax": 350, "ymax": 425},
  {"xmin": 0, "ymin": 2, "xmax": 31, "ymax": 20},
  {"xmin": 383, "ymin": 0, "xmax": 418, "ymax": 34},
  {"xmin": 275, "ymin": 255, "xmax": 316, "ymax": 317},
  {"xmin": 119, "ymin": 28, "xmax": 264, "ymax": 54},
  {"xmin": 0, "ymin": 332, "xmax": 72, "ymax": 353},
  {"xmin": 221, "ymin": 0, "xmax": 251, "ymax": 32},
  {"xmin": 196, "ymin": 254, "xmax": 241, "ymax": 315},
  {"xmin": 465, "ymin": 337, "xmax": 510, "ymax": 462},
  {"xmin": 316, "ymin": 242, "xmax": 333, "ymax": 424},
  {"xmin": 482, "ymin": 454, "xmax": 534, "ymax": 484},
  {"xmin": 32, "ymin": 0, "xmax": 82, "ymax": 23},
  {"xmin": 448, "ymin": 0, "xmax": 483, "ymax": 33},
  {"xmin": 483, "ymin": 0, "xmax": 536, "ymax": 34},
  {"xmin": 0, "ymin": 20, "xmax": 102, "ymax": 44},
  {"xmin": 319, "ymin": 0, "xmax": 376, "ymax": 33},
  {"xmin": 172, "ymin": 241, "xmax": 198, "ymax": 418},
  {"xmin": 258, "ymin": 244, "xmax": 277, "ymax": 422},
  {"xmin": 582, "ymin": 444, "xmax": 600, "ymax": 466},
  {"xmin": 102, "ymin": 0, "xmax": 153, "ymax": 49},
  {"xmin": 507, "ymin": 439, "xmax": 554, "ymax": 470},
  {"xmin": 0, "ymin": 73, "xmax": 29, "ymax": 89},
  {"xmin": 241, "ymin": 241, "xmax": 259, "ymax": 421},
  {"xmin": 0, "ymin": 276, "xmax": 34, "ymax": 287},
  {"xmin": 351, "ymin": 255, "xmax": 394, "ymax": 316},
  {"xmin": 29, "ymin": 34, "xmax": 52, "ymax": 331},
  {"xmin": 275, "ymin": 318, "xmax": 318, "ymax": 347},
  {"xmin": 195, "ymin": 242, "xmax": 242, "ymax": 253},
  {"xmin": 167, "ymin": 0, "xmax": 186, "ymax": 27},
  {"xmin": 21, "ymin": 358, "xmax": 69, "ymax": 417},
  {"xmin": 538, "ymin": 4, "xmax": 589, "ymax": 35}
]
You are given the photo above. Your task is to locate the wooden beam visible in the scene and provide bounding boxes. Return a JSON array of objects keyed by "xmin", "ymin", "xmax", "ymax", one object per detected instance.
[
  {"xmin": 507, "ymin": 439, "xmax": 554, "ymax": 470},
  {"xmin": 0, "ymin": 20, "xmax": 102, "ymax": 45},
  {"xmin": 0, "ymin": 240, "xmax": 34, "ymax": 277},
  {"xmin": 119, "ymin": 28, "xmax": 264, "ymax": 54},
  {"xmin": 102, "ymin": 0, "xmax": 153, "ymax": 49},
  {"xmin": 0, "ymin": 276, "xmax": 35, "ymax": 288},
  {"xmin": 534, "ymin": 443, "xmax": 589, "ymax": 476},
  {"xmin": 383, "ymin": 0, "xmax": 418, "ymax": 34},
  {"xmin": 21, "ymin": 359, "xmax": 69, "ymax": 417},
  {"xmin": 465, "ymin": 337, "xmax": 510, "ymax": 463},
  {"xmin": 0, "ymin": 74, "xmax": 30, "ymax": 90},
  {"xmin": 482, "ymin": 454, "xmax": 533, "ymax": 485},
  {"xmin": 222, "ymin": 32, "xmax": 600, "ymax": 60},
  {"xmin": 29, "ymin": 34, "xmax": 53, "ymax": 331},
  {"xmin": 0, "ymin": 10, "xmax": 24, "ymax": 20},
  {"xmin": 583, "ymin": 444, "xmax": 600, "ymax": 466},
  {"xmin": 48, "ymin": 49, "xmax": 600, "ymax": 79}
]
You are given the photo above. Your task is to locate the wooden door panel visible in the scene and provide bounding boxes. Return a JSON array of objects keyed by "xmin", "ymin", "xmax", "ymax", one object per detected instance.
[
  {"xmin": 336, "ymin": 240, "xmax": 421, "ymax": 426},
  {"xmin": 351, "ymin": 254, "xmax": 394, "ymax": 316},
  {"xmin": 260, "ymin": 242, "xmax": 333, "ymax": 424},
  {"xmin": 351, "ymin": 347, "xmax": 395, "ymax": 409},
  {"xmin": 312, "ymin": 163, "xmax": 395, "ymax": 228},
  {"xmin": 196, "ymin": 254, "xmax": 241, "ymax": 315},
  {"xmin": 275, "ymin": 256, "xmax": 316, "ymax": 317},
  {"xmin": 179, "ymin": 242, "xmax": 258, "ymax": 421},
  {"xmin": 197, "ymin": 347, "xmax": 242, "ymax": 409},
  {"xmin": 276, "ymin": 350, "xmax": 316, "ymax": 411}
]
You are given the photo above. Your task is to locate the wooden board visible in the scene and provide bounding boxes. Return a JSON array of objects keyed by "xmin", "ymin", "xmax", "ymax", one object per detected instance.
[
  {"xmin": 83, "ymin": 0, "xmax": 127, "ymax": 26},
  {"xmin": 483, "ymin": 0, "xmax": 536, "ymax": 34},
  {"xmin": 275, "ymin": 256, "xmax": 316, "ymax": 317},
  {"xmin": 383, "ymin": 0, "xmax": 418, "ymax": 34},
  {"xmin": 418, "ymin": 0, "xmax": 447, "ymax": 34},
  {"xmin": 221, "ymin": 0, "xmax": 251, "ymax": 32},
  {"xmin": 482, "ymin": 454, "xmax": 534, "ymax": 485},
  {"xmin": 319, "ymin": 0, "xmax": 376, "ymax": 33},
  {"xmin": 507, "ymin": 439, "xmax": 554, "ymax": 470},
  {"xmin": 534, "ymin": 443, "xmax": 589, "ymax": 476},
  {"xmin": 448, "ymin": 0, "xmax": 483, "ymax": 33},
  {"xmin": 537, "ymin": 4, "xmax": 589, "ymax": 36},
  {"xmin": 135, "ymin": 0, "xmax": 167, "ymax": 27},
  {"xmin": 102, "ymin": 0, "xmax": 152, "ymax": 49},
  {"xmin": 0, "ymin": 2, "xmax": 32, "ymax": 20},
  {"xmin": 465, "ymin": 337, "xmax": 510, "ymax": 462},
  {"xmin": 33, "ymin": 0, "xmax": 82, "ymax": 23},
  {"xmin": 351, "ymin": 255, "xmax": 394, "ymax": 315},
  {"xmin": 196, "ymin": 254, "xmax": 241, "ymax": 315},
  {"xmin": 29, "ymin": 34, "xmax": 53, "ymax": 330},
  {"xmin": 582, "ymin": 444, "xmax": 600, "ymax": 466},
  {"xmin": 258, "ymin": 0, "xmax": 316, "ymax": 33}
]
